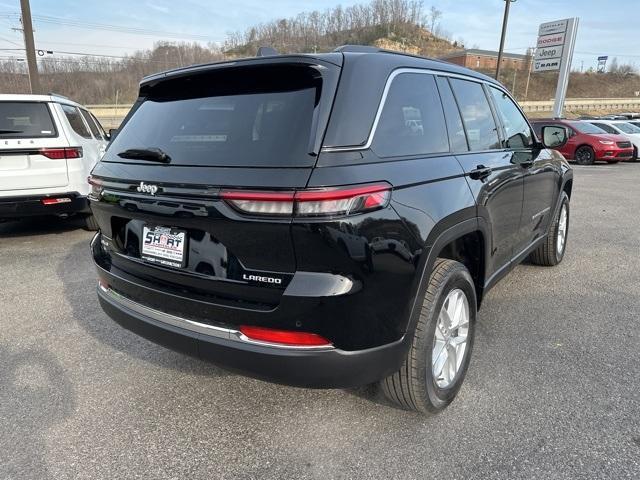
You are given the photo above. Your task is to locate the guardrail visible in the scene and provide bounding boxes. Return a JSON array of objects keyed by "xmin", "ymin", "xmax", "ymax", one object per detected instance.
[
  {"xmin": 520, "ymin": 98, "xmax": 640, "ymax": 113},
  {"xmin": 88, "ymin": 98, "xmax": 640, "ymax": 128}
]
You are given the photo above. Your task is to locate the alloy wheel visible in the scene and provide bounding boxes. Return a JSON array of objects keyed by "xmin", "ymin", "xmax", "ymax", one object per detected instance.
[
  {"xmin": 557, "ymin": 204, "xmax": 568, "ymax": 256},
  {"xmin": 432, "ymin": 288, "xmax": 470, "ymax": 389}
]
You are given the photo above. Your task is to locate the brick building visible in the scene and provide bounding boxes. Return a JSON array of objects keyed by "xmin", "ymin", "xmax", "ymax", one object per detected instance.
[{"xmin": 439, "ymin": 49, "xmax": 532, "ymax": 71}]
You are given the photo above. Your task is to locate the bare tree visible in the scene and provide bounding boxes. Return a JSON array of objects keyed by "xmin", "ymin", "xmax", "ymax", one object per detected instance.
[{"xmin": 428, "ymin": 5, "xmax": 442, "ymax": 35}]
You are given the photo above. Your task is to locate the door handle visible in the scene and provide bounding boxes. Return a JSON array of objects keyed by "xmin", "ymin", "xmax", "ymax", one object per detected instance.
[{"xmin": 469, "ymin": 165, "xmax": 492, "ymax": 180}]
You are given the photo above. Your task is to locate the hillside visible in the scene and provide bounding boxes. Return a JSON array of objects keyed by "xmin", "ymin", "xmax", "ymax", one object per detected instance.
[
  {"xmin": 0, "ymin": 0, "xmax": 638, "ymax": 108},
  {"xmin": 225, "ymin": 22, "xmax": 461, "ymax": 59}
]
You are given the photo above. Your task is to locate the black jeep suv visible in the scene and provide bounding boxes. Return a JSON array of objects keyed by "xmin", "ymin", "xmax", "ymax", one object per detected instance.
[{"xmin": 90, "ymin": 46, "xmax": 572, "ymax": 413}]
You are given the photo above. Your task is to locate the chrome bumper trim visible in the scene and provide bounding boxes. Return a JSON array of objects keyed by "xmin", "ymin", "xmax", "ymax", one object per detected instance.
[{"xmin": 98, "ymin": 282, "xmax": 334, "ymax": 351}]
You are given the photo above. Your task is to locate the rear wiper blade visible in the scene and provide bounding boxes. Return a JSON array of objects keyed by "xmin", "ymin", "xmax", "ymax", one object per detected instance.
[
  {"xmin": 0, "ymin": 129, "xmax": 23, "ymax": 134},
  {"xmin": 117, "ymin": 147, "xmax": 171, "ymax": 163}
]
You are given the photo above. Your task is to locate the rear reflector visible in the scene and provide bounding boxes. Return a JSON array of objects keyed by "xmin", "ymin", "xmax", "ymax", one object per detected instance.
[
  {"xmin": 39, "ymin": 147, "xmax": 83, "ymax": 159},
  {"xmin": 221, "ymin": 183, "xmax": 391, "ymax": 217},
  {"xmin": 239, "ymin": 325, "xmax": 332, "ymax": 347},
  {"xmin": 41, "ymin": 197, "xmax": 72, "ymax": 205}
]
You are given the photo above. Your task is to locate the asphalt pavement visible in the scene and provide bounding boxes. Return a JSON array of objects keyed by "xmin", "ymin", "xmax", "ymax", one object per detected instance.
[{"xmin": 1, "ymin": 164, "xmax": 639, "ymax": 479}]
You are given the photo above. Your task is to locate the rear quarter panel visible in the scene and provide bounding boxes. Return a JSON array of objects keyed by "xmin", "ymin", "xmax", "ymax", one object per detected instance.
[{"xmin": 299, "ymin": 151, "xmax": 476, "ymax": 348}]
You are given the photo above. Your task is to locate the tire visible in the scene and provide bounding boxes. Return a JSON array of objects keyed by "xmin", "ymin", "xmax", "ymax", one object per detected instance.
[
  {"xmin": 574, "ymin": 145, "xmax": 595, "ymax": 165},
  {"xmin": 530, "ymin": 192, "xmax": 569, "ymax": 266},
  {"xmin": 632, "ymin": 146, "xmax": 638, "ymax": 162},
  {"xmin": 83, "ymin": 214, "xmax": 99, "ymax": 231},
  {"xmin": 381, "ymin": 258, "xmax": 477, "ymax": 413}
]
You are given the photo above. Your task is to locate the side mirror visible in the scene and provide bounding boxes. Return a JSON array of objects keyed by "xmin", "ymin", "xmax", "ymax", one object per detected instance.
[
  {"xmin": 108, "ymin": 128, "xmax": 118, "ymax": 140},
  {"xmin": 541, "ymin": 125, "xmax": 568, "ymax": 149}
]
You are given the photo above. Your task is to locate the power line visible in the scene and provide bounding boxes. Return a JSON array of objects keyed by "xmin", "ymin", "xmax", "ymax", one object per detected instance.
[
  {"xmin": 0, "ymin": 46, "xmax": 216, "ymax": 64},
  {"xmin": 0, "ymin": 34, "xmax": 23, "ymax": 47},
  {"xmin": 29, "ymin": 40, "xmax": 142, "ymax": 50},
  {"xmin": 0, "ymin": 53, "xmax": 194, "ymax": 66},
  {"xmin": 0, "ymin": 12, "xmax": 223, "ymax": 42}
]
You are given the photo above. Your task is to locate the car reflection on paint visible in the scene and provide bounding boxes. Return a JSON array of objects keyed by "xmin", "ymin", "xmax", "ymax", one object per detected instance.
[
  {"xmin": 370, "ymin": 236, "xmax": 415, "ymax": 263},
  {"xmin": 120, "ymin": 198, "xmax": 208, "ymax": 218},
  {"xmin": 188, "ymin": 232, "xmax": 229, "ymax": 277}
]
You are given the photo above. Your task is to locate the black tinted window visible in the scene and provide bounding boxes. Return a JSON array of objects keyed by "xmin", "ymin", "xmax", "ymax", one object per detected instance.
[
  {"xmin": 62, "ymin": 104, "xmax": 92, "ymax": 139},
  {"xmin": 80, "ymin": 109, "xmax": 103, "ymax": 140},
  {"xmin": 372, "ymin": 73, "xmax": 448, "ymax": 158},
  {"xmin": 531, "ymin": 123, "xmax": 545, "ymax": 137},
  {"xmin": 107, "ymin": 66, "xmax": 322, "ymax": 167},
  {"xmin": 89, "ymin": 112, "xmax": 107, "ymax": 139},
  {"xmin": 0, "ymin": 102, "xmax": 56, "ymax": 138},
  {"xmin": 436, "ymin": 77, "xmax": 468, "ymax": 152},
  {"xmin": 449, "ymin": 79, "xmax": 500, "ymax": 151},
  {"xmin": 588, "ymin": 122, "xmax": 615, "ymax": 134},
  {"xmin": 489, "ymin": 87, "xmax": 533, "ymax": 148}
]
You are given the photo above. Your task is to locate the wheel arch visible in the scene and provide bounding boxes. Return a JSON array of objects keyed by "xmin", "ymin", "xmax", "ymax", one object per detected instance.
[
  {"xmin": 403, "ymin": 218, "xmax": 488, "ymax": 338},
  {"xmin": 562, "ymin": 178, "xmax": 573, "ymax": 199},
  {"xmin": 574, "ymin": 143, "xmax": 596, "ymax": 159}
]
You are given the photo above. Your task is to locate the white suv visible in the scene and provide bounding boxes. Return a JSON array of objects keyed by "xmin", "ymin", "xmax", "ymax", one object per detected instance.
[
  {"xmin": 0, "ymin": 94, "xmax": 109, "ymax": 229},
  {"xmin": 587, "ymin": 119, "xmax": 640, "ymax": 161}
]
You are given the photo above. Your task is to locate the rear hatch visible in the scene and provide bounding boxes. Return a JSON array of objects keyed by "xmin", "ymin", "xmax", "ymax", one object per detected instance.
[
  {"xmin": 91, "ymin": 56, "xmax": 342, "ymax": 313},
  {"xmin": 0, "ymin": 101, "xmax": 70, "ymax": 191}
]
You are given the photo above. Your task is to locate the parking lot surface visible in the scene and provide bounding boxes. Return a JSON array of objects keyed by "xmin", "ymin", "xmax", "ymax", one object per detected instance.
[{"xmin": 1, "ymin": 164, "xmax": 639, "ymax": 480}]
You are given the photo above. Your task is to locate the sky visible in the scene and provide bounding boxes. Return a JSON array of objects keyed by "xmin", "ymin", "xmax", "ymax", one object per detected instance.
[{"xmin": 0, "ymin": 0, "xmax": 638, "ymax": 71}]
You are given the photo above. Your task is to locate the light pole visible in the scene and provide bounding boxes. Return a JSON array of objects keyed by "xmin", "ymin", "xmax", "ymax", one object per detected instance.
[{"xmin": 495, "ymin": 0, "xmax": 516, "ymax": 81}]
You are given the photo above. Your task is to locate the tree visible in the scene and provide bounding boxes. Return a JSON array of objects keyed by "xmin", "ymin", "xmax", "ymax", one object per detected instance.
[
  {"xmin": 428, "ymin": 5, "xmax": 442, "ymax": 36},
  {"xmin": 608, "ymin": 57, "xmax": 637, "ymax": 77}
]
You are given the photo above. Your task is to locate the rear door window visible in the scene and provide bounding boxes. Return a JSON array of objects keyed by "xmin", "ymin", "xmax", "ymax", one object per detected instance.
[
  {"xmin": 371, "ymin": 73, "xmax": 449, "ymax": 158},
  {"xmin": 586, "ymin": 122, "xmax": 615, "ymax": 134},
  {"xmin": 106, "ymin": 65, "xmax": 326, "ymax": 167},
  {"xmin": 80, "ymin": 109, "xmax": 104, "ymax": 140},
  {"xmin": 61, "ymin": 104, "xmax": 92, "ymax": 139},
  {"xmin": 436, "ymin": 76, "xmax": 468, "ymax": 152},
  {"xmin": 0, "ymin": 102, "xmax": 57, "ymax": 138},
  {"xmin": 449, "ymin": 78, "xmax": 501, "ymax": 151},
  {"xmin": 89, "ymin": 112, "xmax": 107, "ymax": 139}
]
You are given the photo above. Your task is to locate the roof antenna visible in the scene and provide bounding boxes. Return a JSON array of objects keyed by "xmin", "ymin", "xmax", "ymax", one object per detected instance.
[{"xmin": 257, "ymin": 46, "xmax": 278, "ymax": 57}]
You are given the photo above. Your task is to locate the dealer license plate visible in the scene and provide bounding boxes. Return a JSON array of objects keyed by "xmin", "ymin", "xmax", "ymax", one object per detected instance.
[{"xmin": 141, "ymin": 225, "xmax": 187, "ymax": 268}]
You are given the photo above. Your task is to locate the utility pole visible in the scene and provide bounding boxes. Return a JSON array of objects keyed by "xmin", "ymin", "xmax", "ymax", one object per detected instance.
[
  {"xmin": 20, "ymin": 0, "xmax": 40, "ymax": 94},
  {"xmin": 495, "ymin": 0, "xmax": 516, "ymax": 81},
  {"xmin": 524, "ymin": 48, "xmax": 534, "ymax": 100}
]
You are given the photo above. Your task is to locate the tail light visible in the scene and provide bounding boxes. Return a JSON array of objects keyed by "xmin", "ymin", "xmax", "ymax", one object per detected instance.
[
  {"xmin": 41, "ymin": 197, "xmax": 71, "ymax": 205},
  {"xmin": 221, "ymin": 183, "xmax": 391, "ymax": 218},
  {"xmin": 39, "ymin": 147, "xmax": 83, "ymax": 159},
  {"xmin": 239, "ymin": 325, "xmax": 332, "ymax": 347}
]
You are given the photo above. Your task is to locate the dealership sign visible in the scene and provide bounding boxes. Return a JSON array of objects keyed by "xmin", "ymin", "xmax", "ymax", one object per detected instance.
[
  {"xmin": 534, "ymin": 59, "xmax": 561, "ymax": 72},
  {"xmin": 536, "ymin": 33, "xmax": 565, "ymax": 49},
  {"xmin": 532, "ymin": 17, "xmax": 580, "ymax": 117},
  {"xmin": 535, "ymin": 45, "xmax": 563, "ymax": 61},
  {"xmin": 538, "ymin": 19, "xmax": 568, "ymax": 36},
  {"xmin": 533, "ymin": 19, "xmax": 577, "ymax": 73}
]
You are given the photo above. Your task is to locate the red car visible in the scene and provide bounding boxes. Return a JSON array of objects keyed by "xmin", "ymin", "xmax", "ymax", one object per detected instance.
[{"xmin": 531, "ymin": 119, "xmax": 633, "ymax": 165}]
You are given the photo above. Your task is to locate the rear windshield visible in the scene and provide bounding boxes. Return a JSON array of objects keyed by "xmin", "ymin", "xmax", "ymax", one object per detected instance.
[
  {"xmin": 0, "ymin": 102, "xmax": 57, "ymax": 138},
  {"xmin": 570, "ymin": 121, "xmax": 606, "ymax": 134},
  {"xmin": 106, "ymin": 65, "xmax": 323, "ymax": 167}
]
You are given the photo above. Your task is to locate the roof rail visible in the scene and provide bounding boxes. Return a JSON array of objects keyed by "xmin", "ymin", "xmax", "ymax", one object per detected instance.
[
  {"xmin": 256, "ymin": 46, "xmax": 278, "ymax": 57},
  {"xmin": 333, "ymin": 45, "xmax": 381, "ymax": 54},
  {"xmin": 48, "ymin": 92, "xmax": 70, "ymax": 99}
]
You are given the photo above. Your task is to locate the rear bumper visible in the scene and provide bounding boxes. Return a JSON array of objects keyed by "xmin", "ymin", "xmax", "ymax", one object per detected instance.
[
  {"xmin": 97, "ymin": 282, "xmax": 408, "ymax": 388},
  {"xmin": 0, "ymin": 193, "xmax": 89, "ymax": 218}
]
